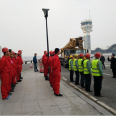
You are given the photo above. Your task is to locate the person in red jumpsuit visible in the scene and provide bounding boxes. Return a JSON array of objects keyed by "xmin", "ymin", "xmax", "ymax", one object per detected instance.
[
  {"xmin": 0, "ymin": 47, "xmax": 12, "ymax": 100},
  {"xmin": 18, "ymin": 50, "xmax": 23, "ymax": 80},
  {"xmin": 52, "ymin": 48, "xmax": 63, "ymax": 96},
  {"xmin": 14, "ymin": 53, "xmax": 18, "ymax": 84},
  {"xmin": 17, "ymin": 52, "xmax": 22, "ymax": 82},
  {"xmin": 10, "ymin": 51, "xmax": 16, "ymax": 90},
  {"xmin": 11, "ymin": 52, "xmax": 17, "ymax": 85},
  {"xmin": 48, "ymin": 51, "xmax": 53, "ymax": 86},
  {"xmin": 44, "ymin": 53, "xmax": 49, "ymax": 80},
  {"xmin": 42, "ymin": 51, "xmax": 47, "ymax": 77},
  {"xmin": 8, "ymin": 49, "xmax": 14, "ymax": 92}
]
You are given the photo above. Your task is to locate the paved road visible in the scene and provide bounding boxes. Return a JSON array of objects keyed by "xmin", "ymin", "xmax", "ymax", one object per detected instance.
[
  {"xmin": 61, "ymin": 58, "xmax": 116, "ymax": 111},
  {"xmin": 0, "ymin": 68, "xmax": 112, "ymax": 115}
]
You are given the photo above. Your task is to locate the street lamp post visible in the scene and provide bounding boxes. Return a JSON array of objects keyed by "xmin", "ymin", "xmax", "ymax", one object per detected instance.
[{"xmin": 42, "ymin": 8, "xmax": 50, "ymax": 57}]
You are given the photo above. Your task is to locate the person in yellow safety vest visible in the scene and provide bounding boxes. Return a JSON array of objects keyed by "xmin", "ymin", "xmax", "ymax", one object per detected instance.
[
  {"xmin": 92, "ymin": 52, "xmax": 104, "ymax": 97},
  {"xmin": 73, "ymin": 54, "xmax": 79, "ymax": 85},
  {"xmin": 78, "ymin": 53, "xmax": 85, "ymax": 89},
  {"xmin": 69, "ymin": 55, "xmax": 74, "ymax": 82},
  {"xmin": 83, "ymin": 53, "xmax": 92, "ymax": 92}
]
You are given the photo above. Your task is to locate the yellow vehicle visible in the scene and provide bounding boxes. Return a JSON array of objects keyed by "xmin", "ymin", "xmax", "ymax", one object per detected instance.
[{"xmin": 59, "ymin": 37, "xmax": 87, "ymax": 68}]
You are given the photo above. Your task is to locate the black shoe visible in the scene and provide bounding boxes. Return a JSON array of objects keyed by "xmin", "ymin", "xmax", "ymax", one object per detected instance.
[
  {"xmin": 10, "ymin": 89, "xmax": 14, "ymax": 92},
  {"xmin": 8, "ymin": 92, "xmax": 12, "ymax": 95},
  {"xmin": 50, "ymin": 85, "xmax": 52, "ymax": 86},
  {"xmin": 17, "ymin": 80, "xmax": 22, "ymax": 82},
  {"xmin": 54, "ymin": 92, "xmax": 56, "ymax": 95},
  {"xmin": 71, "ymin": 80, "xmax": 75, "ymax": 82},
  {"xmin": 20, "ymin": 77, "xmax": 23, "ymax": 79},
  {"xmin": 45, "ymin": 76, "xmax": 48, "ymax": 80},
  {"xmin": 55, "ymin": 94, "xmax": 63, "ymax": 96},
  {"xmin": 16, "ymin": 83, "xmax": 18, "ymax": 84}
]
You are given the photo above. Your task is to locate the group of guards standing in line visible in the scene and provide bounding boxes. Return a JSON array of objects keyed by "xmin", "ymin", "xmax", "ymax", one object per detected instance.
[
  {"xmin": 0, "ymin": 47, "xmax": 23, "ymax": 100},
  {"xmin": 69, "ymin": 52, "xmax": 104, "ymax": 97},
  {"xmin": 42, "ymin": 48, "xmax": 63, "ymax": 96}
]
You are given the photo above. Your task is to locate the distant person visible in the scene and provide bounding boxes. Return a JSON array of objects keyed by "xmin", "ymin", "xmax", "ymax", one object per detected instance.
[
  {"xmin": 18, "ymin": 50, "xmax": 23, "ymax": 79},
  {"xmin": 73, "ymin": 54, "xmax": 79, "ymax": 85},
  {"xmin": 78, "ymin": 53, "xmax": 85, "ymax": 89},
  {"xmin": 100, "ymin": 54, "xmax": 105, "ymax": 69},
  {"xmin": 108, "ymin": 53, "xmax": 116, "ymax": 78},
  {"xmin": 44, "ymin": 53, "xmax": 49, "ymax": 80},
  {"xmin": 69, "ymin": 55, "xmax": 74, "ymax": 82},
  {"xmin": 42, "ymin": 51, "xmax": 47, "ymax": 77},
  {"xmin": 92, "ymin": 52, "xmax": 104, "ymax": 97},
  {"xmin": 33, "ymin": 53, "xmax": 38, "ymax": 72}
]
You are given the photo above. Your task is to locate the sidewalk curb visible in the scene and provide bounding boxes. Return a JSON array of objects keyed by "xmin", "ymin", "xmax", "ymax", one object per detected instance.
[{"xmin": 61, "ymin": 78, "xmax": 116, "ymax": 115}]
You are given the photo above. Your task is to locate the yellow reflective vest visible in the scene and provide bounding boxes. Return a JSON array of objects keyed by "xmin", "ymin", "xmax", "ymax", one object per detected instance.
[{"xmin": 91, "ymin": 59, "xmax": 101, "ymax": 76}]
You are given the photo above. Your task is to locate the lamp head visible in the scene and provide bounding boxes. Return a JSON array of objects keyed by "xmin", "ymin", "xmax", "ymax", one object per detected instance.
[{"xmin": 42, "ymin": 8, "xmax": 49, "ymax": 17}]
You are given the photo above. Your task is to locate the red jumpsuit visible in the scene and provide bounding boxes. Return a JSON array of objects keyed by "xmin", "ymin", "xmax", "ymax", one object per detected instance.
[
  {"xmin": 7, "ymin": 56, "xmax": 12, "ymax": 91},
  {"xmin": 44, "ymin": 56, "xmax": 49, "ymax": 76},
  {"xmin": 17, "ymin": 56, "xmax": 22, "ymax": 81},
  {"xmin": 52, "ymin": 55, "xmax": 61, "ymax": 94},
  {"xmin": 0, "ymin": 56, "xmax": 11, "ymax": 99},
  {"xmin": 42, "ymin": 54, "xmax": 46, "ymax": 76},
  {"xmin": 48, "ymin": 56, "xmax": 53, "ymax": 85},
  {"xmin": 11, "ymin": 58, "xmax": 17, "ymax": 84}
]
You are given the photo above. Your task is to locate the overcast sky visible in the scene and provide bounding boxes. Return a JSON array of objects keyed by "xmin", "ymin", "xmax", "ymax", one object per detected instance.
[{"xmin": 0, "ymin": 0, "xmax": 116, "ymax": 56}]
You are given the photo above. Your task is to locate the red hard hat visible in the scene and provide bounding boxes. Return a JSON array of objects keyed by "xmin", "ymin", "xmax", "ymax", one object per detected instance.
[
  {"xmin": 2, "ymin": 47, "xmax": 9, "ymax": 53},
  {"xmin": 85, "ymin": 53, "xmax": 91, "ymax": 58},
  {"xmin": 44, "ymin": 51, "xmax": 47, "ymax": 54},
  {"xmin": 53, "ymin": 51, "xmax": 55, "ymax": 55},
  {"xmin": 49, "ymin": 51, "xmax": 53, "ymax": 55},
  {"xmin": 46, "ymin": 52, "xmax": 48, "ymax": 55},
  {"xmin": 18, "ymin": 50, "xmax": 22, "ymax": 53},
  {"xmin": 95, "ymin": 52, "xmax": 101, "ymax": 58},
  {"xmin": 18, "ymin": 52, "xmax": 21, "ymax": 55},
  {"xmin": 79, "ymin": 53, "xmax": 84, "ymax": 57}
]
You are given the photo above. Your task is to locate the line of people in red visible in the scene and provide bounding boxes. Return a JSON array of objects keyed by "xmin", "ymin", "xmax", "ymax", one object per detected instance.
[
  {"xmin": 42, "ymin": 48, "xmax": 63, "ymax": 96},
  {"xmin": 0, "ymin": 47, "xmax": 23, "ymax": 100}
]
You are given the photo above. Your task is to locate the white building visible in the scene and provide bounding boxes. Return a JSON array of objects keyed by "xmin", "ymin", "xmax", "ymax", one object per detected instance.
[{"xmin": 81, "ymin": 19, "xmax": 93, "ymax": 53}]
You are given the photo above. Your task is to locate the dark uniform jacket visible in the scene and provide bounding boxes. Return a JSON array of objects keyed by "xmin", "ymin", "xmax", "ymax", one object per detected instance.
[
  {"xmin": 33, "ymin": 56, "xmax": 37, "ymax": 63},
  {"xmin": 100, "ymin": 56, "xmax": 105, "ymax": 63},
  {"xmin": 108, "ymin": 57, "xmax": 116, "ymax": 69}
]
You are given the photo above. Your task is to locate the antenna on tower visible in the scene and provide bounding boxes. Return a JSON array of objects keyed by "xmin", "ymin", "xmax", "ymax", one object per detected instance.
[{"xmin": 89, "ymin": 10, "xmax": 91, "ymax": 20}]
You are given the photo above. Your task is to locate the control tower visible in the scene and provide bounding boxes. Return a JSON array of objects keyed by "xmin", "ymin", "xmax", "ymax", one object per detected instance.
[{"xmin": 81, "ymin": 18, "xmax": 93, "ymax": 53}]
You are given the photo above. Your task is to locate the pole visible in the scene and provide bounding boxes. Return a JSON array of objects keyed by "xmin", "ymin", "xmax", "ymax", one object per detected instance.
[{"xmin": 45, "ymin": 17, "xmax": 49, "ymax": 58}]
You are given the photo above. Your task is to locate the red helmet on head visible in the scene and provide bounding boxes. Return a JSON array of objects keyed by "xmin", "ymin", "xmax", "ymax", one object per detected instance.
[
  {"xmin": 79, "ymin": 53, "xmax": 84, "ymax": 57},
  {"xmin": 95, "ymin": 52, "xmax": 101, "ymax": 58},
  {"xmin": 85, "ymin": 53, "xmax": 91, "ymax": 58},
  {"xmin": 52, "ymin": 51, "xmax": 55, "ymax": 55},
  {"xmin": 18, "ymin": 50, "xmax": 22, "ymax": 53},
  {"xmin": 18, "ymin": 52, "xmax": 21, "ymax": 55},
  {"xmin": 2, "ymin": 47, "xmax": 9, "ymax": 53},
  {"xmin": 44, "ymin": 51, "xmax": 47, "ymax": 54},
  {"xmin": 49, "ymin": 51, "xmax": 53, "ymax": 55}
]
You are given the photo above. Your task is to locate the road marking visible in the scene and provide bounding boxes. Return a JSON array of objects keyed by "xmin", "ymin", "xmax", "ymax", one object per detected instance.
[{"xmin": 103, "ymin": 73, "xmax": 112, "ymax": 76}]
